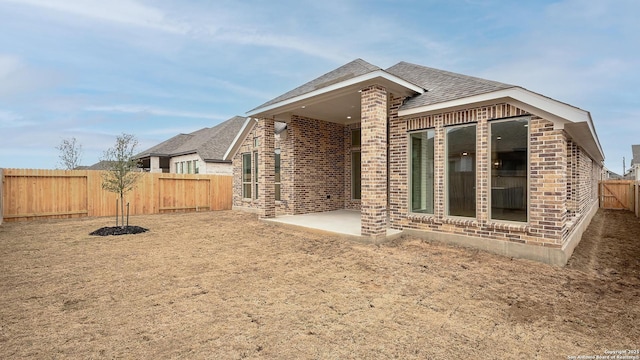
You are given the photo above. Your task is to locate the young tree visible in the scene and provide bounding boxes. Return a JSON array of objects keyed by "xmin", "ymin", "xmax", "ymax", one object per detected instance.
[
  {"xmin": 56, "ymin": 137, "xmax": 83, "ymax": 170},
  {"xmin": 101, "ymin": 133, "xmax": 142, "ymax": 227}
]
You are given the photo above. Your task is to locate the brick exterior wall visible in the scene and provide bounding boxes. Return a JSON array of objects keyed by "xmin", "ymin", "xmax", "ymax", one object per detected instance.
[
  {"xmin": 257, "ymin": 118, "xmax": 275, "ymax": 218},
  {"xmin": 232, "ymin": 94, "xmax": 602, "ymax": 253},
  {"xmin": 232, "ymin": 115, "xmax": 347, "ymax": 215},
  {"xmin": 360, "ymin": 85, "xmax": 388, "ymax": 237},
  {"xmin": 390, "ymin": 102, "xmax": 601, "ymax": 248},
  {"xmin": 289, "ymin": 115, "xmax": 345, "ymax": 214}
]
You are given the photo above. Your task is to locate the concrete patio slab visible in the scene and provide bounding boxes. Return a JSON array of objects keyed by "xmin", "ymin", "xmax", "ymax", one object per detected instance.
[{"xmin": 262, "ymin": 209, "xmax": 403, "ymax": 242}]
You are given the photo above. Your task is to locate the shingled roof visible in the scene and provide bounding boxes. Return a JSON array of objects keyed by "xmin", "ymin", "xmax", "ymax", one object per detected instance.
[
  {"xmin": 385, "ymin": 61, "xmax": 515, "ymax": 110},
  {"xmin": 136, "ymin": 116, "xmax": 246, "ymax": 162},
  {"xmin": 249, "ymin": 59, "xmax": 382, "ymax": 112}
]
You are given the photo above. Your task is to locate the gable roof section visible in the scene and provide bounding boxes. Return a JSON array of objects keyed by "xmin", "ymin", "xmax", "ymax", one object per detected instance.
[
  {"xmin": 250, "ymin": 59, "xmax": 382, "ymax": 112},
  {"xmin": 385, "ymin": 61, "xmax": 515, "ymax": 110},
  {"xmin": 390, "ymin": 62, "xmax": 603, "ymax": 163},
  {"xmin": 247, "ymin": 59, "xmax": 424, "ymax": 118},
  {"xmin": 245, "ymin": 58, "xmax": 604, "ymax": 163},
  {"xmin": 136, "ymin": 116, "xmax": 246, "ymax": 162},
  {"xmin": 632, "ymin": 145, "xmax": 640, "ymax": 166}
]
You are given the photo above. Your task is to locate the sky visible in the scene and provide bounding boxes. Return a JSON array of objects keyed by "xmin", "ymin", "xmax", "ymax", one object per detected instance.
[{"xmin": 0, "ymin": 0, "xmax": 638, "ymax": 174}]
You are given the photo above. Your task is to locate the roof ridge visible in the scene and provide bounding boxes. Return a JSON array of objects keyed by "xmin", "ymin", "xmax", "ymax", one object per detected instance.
[{"xmin": 390, "ymin": 61, "xmax": 514, "ymax": 88}]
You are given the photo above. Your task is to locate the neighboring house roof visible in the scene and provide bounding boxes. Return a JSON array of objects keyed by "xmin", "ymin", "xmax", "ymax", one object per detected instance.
[
  {"xmin": 223, "ymin": 119, "xmax": 288, "ymax": 162},
  {"xmin": 136, "ymin": 116, "xmax": 246, "ymax": 163},
  {"xmin": 82, "ymin": 160, "xmax": 116, "ymax": 170},
  {"xmin": 631, "ymin": 145, "xmax": 640, "ymax": 166}
]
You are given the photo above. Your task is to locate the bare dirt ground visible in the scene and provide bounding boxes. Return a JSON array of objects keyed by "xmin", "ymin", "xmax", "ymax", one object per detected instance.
[{"xmin": 0, "ymin": 209, "xmax": 638, "ymax": 359}]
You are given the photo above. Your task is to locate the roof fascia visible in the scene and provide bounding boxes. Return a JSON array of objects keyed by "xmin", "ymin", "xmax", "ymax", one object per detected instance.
[
  {"xmin": 247, "ymin": 70, "xmax": 424, "ymax": 117},
  {"xmin": 398, "ymin": 87, "xmax": 604, "ymax": 162},
  {"xmin": 223, "ymin": 117, "xmax": 257, "ymax": 161},
  {"xmin": 399, "ymin": 87, "xmax": 589, "ymax": 123}
]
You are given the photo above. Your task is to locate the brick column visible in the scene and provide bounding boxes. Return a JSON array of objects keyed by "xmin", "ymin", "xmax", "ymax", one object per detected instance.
[
  {"xmin": 529, "ymin": 118, "xmax": 567, "ymax": 244},
  {"xmin": 360, "ymin": 85, "xmax": 388, "ymax": 238},
  {"xmin": 258, "ymin": 117, "xmax": 275, "ymax": 218},
  {"xmin": 476, "ymin": 116, "xmax": 489, "ymax": 223},
  {"xmin": 433, "ymin": 115, "xmax": 445, "ymax": 218}
]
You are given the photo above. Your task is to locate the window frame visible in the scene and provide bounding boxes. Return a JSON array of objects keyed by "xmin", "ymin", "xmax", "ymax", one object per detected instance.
[
  {"xmin": 242, "ymin": 153, "xmax": 252, "ymax": 199},
  {"xmin": 488, "ymin": 116, "xmax": 530, "ymax": 223},
  {"xmin": 445, "ymin": 122, "xmax": 478, "ymax": 219},
  {"xmin": 350, "ymin": 128, "xmax": 361, "ymax": 201},
  {"xmin": 275, "ymin": 149, "xmax": 281, "ymax": 201},
  {"xmin": 351, "ymin": 150, "xmax": 361, "ymax": 200},
  {"xmin": 409, "ymin": 129, "xmax": 436, "ymax": 215},
  {"xmin": 253, "ymin": 151, "xmax": 259, "ymax": 200}
]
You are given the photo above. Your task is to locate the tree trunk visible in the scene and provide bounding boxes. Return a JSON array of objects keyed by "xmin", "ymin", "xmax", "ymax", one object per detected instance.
[{"xmin": 120, "ymin": 192, "xmax": 125, "ymax": 228}]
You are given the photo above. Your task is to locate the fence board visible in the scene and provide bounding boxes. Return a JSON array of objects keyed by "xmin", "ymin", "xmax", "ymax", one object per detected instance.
[
  {"xmin": 1, "ymin": 169, "xmax": 232, "ymax": 222},
  {"xmin": 599, "ymin": 180, "xmax": 635, "ymax": 210}
]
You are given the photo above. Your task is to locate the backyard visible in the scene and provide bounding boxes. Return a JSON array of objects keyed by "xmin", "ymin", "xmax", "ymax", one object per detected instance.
[{"xmin": 0, "ymin": 209, "xmax": 638, "ymax": 359}]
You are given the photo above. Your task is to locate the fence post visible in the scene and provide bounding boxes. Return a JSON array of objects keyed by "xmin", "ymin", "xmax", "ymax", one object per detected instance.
[{"xmin": 0, "ymin": 168, "xmax": 3, "ymax": 225}]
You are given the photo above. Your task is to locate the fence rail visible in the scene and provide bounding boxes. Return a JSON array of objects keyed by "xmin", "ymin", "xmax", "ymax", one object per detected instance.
[{"xmin": 1, "ymin": 168, "xmax": 232, "ymax": 223}]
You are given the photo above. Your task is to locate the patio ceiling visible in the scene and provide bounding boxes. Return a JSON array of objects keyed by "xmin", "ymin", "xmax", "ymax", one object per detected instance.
[{"xmin": 248, "ymin": 72, "xmax": 423, "ymax": 125}]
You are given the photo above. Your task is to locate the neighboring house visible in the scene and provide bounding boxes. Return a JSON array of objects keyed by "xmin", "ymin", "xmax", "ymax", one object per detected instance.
[
  {"xmin": 229, "ymin": 59, "xmax": 604, "ymax": 265},
  {"xmin": 76, "ymin": 160, "xmax": 117, "ymax": 170},
  {"xmin": 135, "ymin": 116, "xmax": 247, "ymax": 174},
  {"xmin": 602, "ymin": 167, "xmax": 622, "ymax": 180},
  {"xmin": 629, "ymin": 145, "xmax": 640, "ymax": 180}
]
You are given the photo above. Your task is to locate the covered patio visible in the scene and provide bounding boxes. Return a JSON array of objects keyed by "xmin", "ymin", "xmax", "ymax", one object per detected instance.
[
  {"xmin": 262, "ymin": 209, "xmax": 403, "ymax": 241},
  {"xmin": 245, "ymin": 59, "xmax": 423, "ymax": 240}
]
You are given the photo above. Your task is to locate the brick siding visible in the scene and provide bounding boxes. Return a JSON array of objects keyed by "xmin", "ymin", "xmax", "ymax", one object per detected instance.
[{"xmin": 390, "ymin": 102, "xmax": 600, "ymax": 248}]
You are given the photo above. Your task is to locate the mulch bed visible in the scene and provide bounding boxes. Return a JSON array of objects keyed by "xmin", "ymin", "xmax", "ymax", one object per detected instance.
[{"xmin": 89, "ymin": 226, "xmax": 149, "ymax": 236}]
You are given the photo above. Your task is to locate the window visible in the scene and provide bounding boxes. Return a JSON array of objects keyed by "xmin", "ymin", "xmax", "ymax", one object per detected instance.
[
  {"xmin": 187, "ymin": 161, "xmax": 193, "ymax": 174},
  {"xmin": 447, "ymin": 124, "xmax": 476, "ymax": 217},
  {"xmin": 175, "ymin": 163, "xmax": 179, "ymax": 173},
  {"xmin": 490, "ymin": 118, "xmax": 529, "ymax": 222},
  {"xmin": 253, "ymin": 152, "xmax": 259, "ymax": 199},
  {"xmin": 194, "ymin": 160, "xmax": 199, "ymax": 174},
  {"xmin": 410, "ymin": 130, "xmax": 435, "ymax": 213},
  {"xmin": 242, "ymin": 153, "xmax": 252, "ymax": 198},
  {"xmin": 253, "ymin": 137, "xmax": 260, "ymax": 147},
  {"xmin": 351, "ymin": 128, "xmax": 361, "ymax": 147},
  {"xmin": 351, "ymin": 128, "xmax": 361, "ymax": 200},
  {"xmin": 352, "ymin": 151, "xmax": 361, "ymax": 200},
  {"xmin": 275, "ymin": 149, "xmax": 281, "ymax": 201},
  {"xmin": 179, "ymin": 162, "xmax": 184, "ymax": 174}
]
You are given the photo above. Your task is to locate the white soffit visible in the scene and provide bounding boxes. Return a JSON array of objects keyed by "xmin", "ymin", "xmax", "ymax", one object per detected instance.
[
  {"xmin": 246, "ymin": 70, "xmax": 424, "ymax": 118},
  {"xmin": 399, "ymin": 87, "xmax": 590, "ymax": 123},
  {"xmin": 398, "ymin": 87, "xmax": 604, "ymax": 162}
]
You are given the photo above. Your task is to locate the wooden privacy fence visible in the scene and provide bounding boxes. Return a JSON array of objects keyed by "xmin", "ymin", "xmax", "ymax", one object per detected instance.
[
  {"xmin": 1, "ymin": 168, "xmax": 232, "ymax": 223},
  {"xmin": 599, "ymin": 180, "xmax": 636, "ymax": 212}
]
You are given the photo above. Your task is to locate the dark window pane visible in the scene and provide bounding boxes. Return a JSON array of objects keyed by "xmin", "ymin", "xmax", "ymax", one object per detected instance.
[
  {"xmin": 411, "ymin": 130, "xmax": 435, "ymax": 213},
  {"xmin": 351, "ymin": 129, "xmax": 361, "ymax": 147},
  {"xmin": 254, "ymin": 152, "xmax": 258, "ymax": 199},
  {"xmin": 447, "ymin": 124, "xmax": 476, "ymax": 217},
  {"xmin": 491, "ymin": 118, "xmax": 529, "ymax": 222},
  {"xmin": 352, "ymin": 151, "xmax": 361, "ymax": 200}
]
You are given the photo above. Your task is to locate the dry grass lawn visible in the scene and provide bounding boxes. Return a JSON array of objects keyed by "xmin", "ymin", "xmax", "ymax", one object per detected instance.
[{"xmin": 0, "ymin": 209, "xmax": 638, "ymax": 359}]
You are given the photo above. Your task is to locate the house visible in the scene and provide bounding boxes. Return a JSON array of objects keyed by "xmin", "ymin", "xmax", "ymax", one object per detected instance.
[
  {"xmin": 602, "ymin": 167, "xmax": 622, "ymax": 180},
  {"xmin": 628, "ymin": 145, "xmax": 640, "ymax": 180},
  {"xmin": 75, "ymin": 160, "xmax": 114, "ymax": 170},
  {"xmin": 135, "ymin": 116, "xmax": 247, "ymax": 174},
  {"xmin": 229, "ymin": 59, "xmax": 604, "ymax": 265}
]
